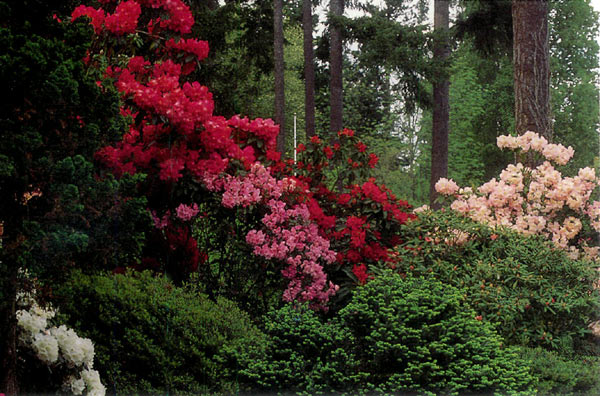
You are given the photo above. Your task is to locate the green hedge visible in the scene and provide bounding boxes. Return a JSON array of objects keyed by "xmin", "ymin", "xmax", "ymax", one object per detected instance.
[
  {"xmin": 55, "ymin": 270, "xmax": 266, "ymax": 395},
  {"xmin": 394, "ymin": 210, "xmax": 600, "ymax": 350},
  {"xmin": 520, "ymin": 347, "xmax": 600, "ymax": 396},
  {"xmin": 237, "ymin": 273, "xmax": 535, "ymax": 395},
  {"xmin": 339, "ymin": 273, "xmax": 536, "ymax": 395}
]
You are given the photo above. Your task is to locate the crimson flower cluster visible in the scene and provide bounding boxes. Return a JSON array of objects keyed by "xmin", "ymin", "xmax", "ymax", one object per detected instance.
[
  {"xmin": 72, "ymin": 0, "xmax": 343, "ymax": 306},
  {"xmin": 272, "ymin": 131, "xmax": 415, "ymax": 286},
  {"xmin": 73, "ymin": 0, "xmax": 416, "ymax": 308}
]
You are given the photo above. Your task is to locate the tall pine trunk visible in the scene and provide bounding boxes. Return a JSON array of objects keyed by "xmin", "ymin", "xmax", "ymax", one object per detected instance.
[
  {"xmin": 274, "ymin": 0, "xmax": 286, "ymax": 152},
  {"xmin": 1, "ymin": 238, "xmax": 19, "ymax": 395},
  {"xmin": 430, "ymin": 0, "xmax": 450, "ymax": 209},
  {"xmin": 512, "ymin": 0, "xmax": 551, "ymax": 140},
  {"xmin": 329, "ymin": 0, "xmax": 344, "ymax": 134},
  {"xmin": 303, "ymin": 0, "xmax": 316, "ymax": 138}
]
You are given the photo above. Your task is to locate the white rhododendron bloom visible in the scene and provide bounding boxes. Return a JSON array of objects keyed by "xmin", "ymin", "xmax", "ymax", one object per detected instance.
[
  {"xmin": 16, "ymin": 309, "xmax": 47, "ymax": 337},
  {"xmin": 82, "ymin": 369, "xmax": 106, "ymax": 396},
  {"xmin": 16, "ymin": 288, "xmax": 104, "ymax": 395},
  {"xmin": 51, "ymin": 325, "xmax": 95, "ymax": 367},
  {"xmin": 70, "ymin": 377, "xmax": 86, "ymax": 395},
  {"xmin": 32, "ymin": 332, "xmax": 59, "ymax": 364}
]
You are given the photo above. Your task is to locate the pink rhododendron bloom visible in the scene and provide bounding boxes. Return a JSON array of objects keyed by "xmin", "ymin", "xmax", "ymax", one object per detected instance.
[{"xmin": 175, "ymin": 203, "xmax": 199, "ymax": 221}]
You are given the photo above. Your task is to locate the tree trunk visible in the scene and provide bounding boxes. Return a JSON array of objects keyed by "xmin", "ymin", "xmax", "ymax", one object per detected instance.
[
  {"xmin": 1, "ymin": 260, "xmax": 19, "ymax": 396},
  {"xmin": 274, "ymin": 0, "xmax": 286, "ymax": 153},
  {"xmin": 430, "ymin": 0, "xmax": 450, "ymax": 209},
  {"xmin": 329, "ymin": 0, "xmax": 344, "ymax": 134},
  {"xmin": 303, "ymin": 0, "xmax": 316, "ymax": 138},
  {"xmin": 512, "ymin": 0, "xmax": 551, "ymax": 140}
]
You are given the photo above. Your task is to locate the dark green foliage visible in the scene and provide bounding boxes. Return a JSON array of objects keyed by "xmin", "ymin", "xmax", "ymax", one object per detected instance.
[
  {"xmin": 234, "ymin": 303, "xmax": 364, "ymax": 394},
  {"xmin": 454, "ymin": 0, "xmax": 513, "ymax": 56},
  {"xmin": 55, "ymin": 270, "xmax": 266, "ymax": 395},
  {"xmin": 0, "ymin": 1, "xmax": 151, "ymax": 387},
  {"xmin": 338, "ymin": 273, "xmax": 536, "ymax": 395},
  {"xmin": 186, "ymin": 196, "xmax": 286, "ymax": 317},
  {"xmin": 189, "ymin": 0, "xmax": 274, "ymax": 117},
  {"xmin": 236, "ymin": 275, "xmax": 535, "ymax": 395},
  {"xmin": 520, "ymin": 347, "xmax": 600, "ymax": 396},
  {"xmin": 394, "ymin": 210, "xmax": 600, "ymax": 350},
  {"xmin": 0, "ymin": 0, "xmax": 150, "ymax": 280}
]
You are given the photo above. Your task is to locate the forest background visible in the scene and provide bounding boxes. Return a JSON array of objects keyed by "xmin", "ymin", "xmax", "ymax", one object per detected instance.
[{"xmin": 202, "ymin": 0, "xmax": 600, "ymax": 206}]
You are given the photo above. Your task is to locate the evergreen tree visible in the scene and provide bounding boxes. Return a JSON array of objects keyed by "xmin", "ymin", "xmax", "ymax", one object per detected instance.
[
  {"xmin": 0, "ymin": 1, "xmax": 149, "ymax": 391},
  {"xmin": 274, "ymin": 0, "xmax": 286, "ymax": 151},
  {"xmin": 513, "ymin": 0, "xmax": 552, "ymax": 140},
  {"xmin": 430, "ymin": 0, "xmax": 450, "ymax": 208}
]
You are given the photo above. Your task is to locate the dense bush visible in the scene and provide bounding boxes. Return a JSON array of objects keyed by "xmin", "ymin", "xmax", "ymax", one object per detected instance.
[
  {"xmin": 236, "ymin": 273, "xmax": 535, "ymax": 395},
  {"xmin": 394, "ymin": 209, "xmax": 600, "ymax": 350},
  {"xmin": 520, "ymin": 347, "xmax": 600, "ymax": 395},
  {"xmin": 234, "ymin": 303, "xmax": 364, "ymax": 394},
  {"xmin": 54, "ymin": 270, "xmax": 266, "ymax": 395},
  {"xmin": 338, "ymin": 273, "xmax": 536, "ymax": 395}
]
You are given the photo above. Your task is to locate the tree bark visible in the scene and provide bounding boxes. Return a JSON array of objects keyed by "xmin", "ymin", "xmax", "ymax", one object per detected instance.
[
  {"xmin": 274, "ymin": 0, "xmax": 286, "ymax": 152},
  {"xmin": 430, "ymin": 0, "xmax": 450, "ymax": 209},
  {"xmin": 329, "ymin": 0, "xmax": 344, "ymax": 134},
  {"xmin": 512, "ymin": 0, "xmax": 551, "ymax": 140},
  {"xmin": 1, "ymin": 251, "xmax": 19, "ymax": 396},
  {"xmin": 303, "ymin": 0, "xmax": 316, "ymax": 138}
]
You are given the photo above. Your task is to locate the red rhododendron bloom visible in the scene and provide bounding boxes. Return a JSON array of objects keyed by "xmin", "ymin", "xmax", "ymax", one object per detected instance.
[
  {"xmin": 338, "ymin": 128, "xmax": 354, "ymax": 137},
  {"xmin": 104, "ymin": 0, "xmax": 141, "ymax": 35},
  {"xmin": 352, "ymin": 263, "xmax": 369, "ymax": 284},
  {"xmin": 356, "ymin": 141, "xmax": 367, "ymax": 153},
  {"xmin": 368, "ymin": 153, "xmax": 379, "ymax": 168}
]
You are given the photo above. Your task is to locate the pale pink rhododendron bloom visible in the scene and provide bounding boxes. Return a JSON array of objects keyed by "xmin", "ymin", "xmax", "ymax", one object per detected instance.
[
  {"xmin": 434, "ymin": 178, "xmax": 459, "ymax": 195},
  {"xmin": 435, "ymin": 131, "xmax": 600, "ymax": 261}
]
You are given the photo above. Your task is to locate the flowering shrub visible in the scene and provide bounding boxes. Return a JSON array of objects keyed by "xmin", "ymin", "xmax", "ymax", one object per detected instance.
[
  {"xmin": 71, "ymin": 0, "xmax": 416, "ymax": 309},
  {"xmin": 435, "ymin": 131, "xmax": 600, "ymax": 261},
  {"xmin": 16, "ymin": 291, "xmax": 104, "ymax": 396},
  {"xmin": 393, "ymin": 209, "xmax": 600, "ymax": 350},
  {"xmin": 272, "ymin": 129, "xmax": 415, "ymax": 293}
]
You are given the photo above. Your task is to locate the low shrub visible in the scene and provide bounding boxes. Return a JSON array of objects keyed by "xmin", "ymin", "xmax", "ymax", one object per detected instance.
[
  {"xmin": 54, "ymin": 270, "xmax": 267, "ymax": 395},
  {"xmin": 232, "ymin": 303, "xmax": 364, "ymax": 394},
  {"xmin": 520, "ymin": 347, "xmax": 600, "ymax": 395},
  {"xmin": 236, "ymin": 273, "xmax": 535, "ymax": 395},
  {"xmin": 394, "ymin": 209, "xmax": 600, "ymax": 350},
  {"xmin": 338, "ymin": 272, "xmax": 536, "ymax": 395}
]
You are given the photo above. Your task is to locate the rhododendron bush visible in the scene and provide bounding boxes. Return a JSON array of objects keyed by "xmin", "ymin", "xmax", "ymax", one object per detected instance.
[
  {"xmin": 71, "ymin": 0, "xmax": 414, "ymax": 310},
  {"xmin": 274, "ymin": 129, "xmax": 416, "ymax": 288},
  {"xmin": 434, "ymin": 131, "xmax": 600, "ymax": 262},
  {"xmin": 16, "ymin": 287, "xmax": 105, "ymax": 396}
]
